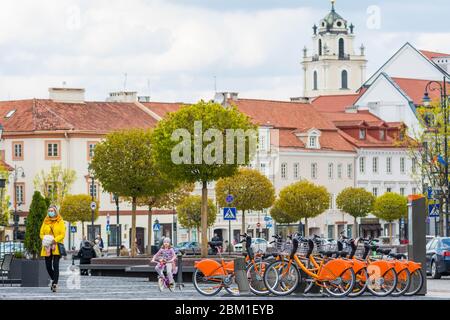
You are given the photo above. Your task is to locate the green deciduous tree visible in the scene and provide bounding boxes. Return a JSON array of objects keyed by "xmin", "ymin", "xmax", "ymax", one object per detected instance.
[
  {"xmin": 152, "ymin": 100, "xmax": 257, "ymax": 256},
  {"xmin": 90, "ymin": 128, "xmax": 173, "ymax": 257},
  {"xmin": 270, "ymin": 200, "xmax": 297, "ymax": 224},
  {"xmin": 373, "ymin": 192, "xmax": 408, "ymax": 244},
  {"xmin": 215, "ymin": 168, "xmax": 275, "ymax": 233},
  {"xmin": 60, "ymin": 194, "xmax": 99, "ymax": 237},
  {"xmin": 24, "ymin": 191, "xmax": 48, "ymax": 258},
  {"xmin": 277, "ymin": 181, "xmax": 330, "ymax": 236},
  {"xmin": 336, "ymin": 187, "xmax": 375, "ymax": 237},
  {"xmin": 33, "ymin": 164, "xmax": 76, "ymax": 207},
  {"xmin": 177, "ymin": 195, "xmax": 217, "ymax": 242}
]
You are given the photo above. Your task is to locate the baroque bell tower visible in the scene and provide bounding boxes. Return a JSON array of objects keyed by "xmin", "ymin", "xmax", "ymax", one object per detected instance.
[{"xmin": 302, "ymin": 0, "xmax": 367, "ymax": 99}]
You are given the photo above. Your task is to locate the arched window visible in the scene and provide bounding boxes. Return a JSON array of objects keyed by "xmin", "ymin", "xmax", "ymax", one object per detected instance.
[
  {"xmin": 341, "ymin": 70, "xmax": 348, "ymax": 89},
  {"xmin": 313, "ymin": 71, "xmax": 318, "ymax": 90},
  {"xmin": 318, "ymin": 39, "xmax": 322, "ymax": 56},
  {"xmin": 338, "ymin": 38, "xmax": 345, "ymax": 58}
]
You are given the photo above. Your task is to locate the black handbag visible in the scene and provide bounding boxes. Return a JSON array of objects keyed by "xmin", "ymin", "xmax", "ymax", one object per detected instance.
[{"xmin": 50, "ymin": 226, "xmax": 67, "ymax": 256}]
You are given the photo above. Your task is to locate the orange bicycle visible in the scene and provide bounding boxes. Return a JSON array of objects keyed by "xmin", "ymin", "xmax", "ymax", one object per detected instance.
[{"xmin": 263, "ymin": 234, "xmax": 356, "ymax": 297}]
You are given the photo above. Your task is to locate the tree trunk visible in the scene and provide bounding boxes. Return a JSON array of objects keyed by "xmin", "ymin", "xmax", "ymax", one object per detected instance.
[
  {"xmin": 241, "ymin": 210, "xmax": 246, "ymax": 234},
  {"xmin": 131, "ymin": 198, "xmax": 137, "ymax": 257},
  {"xmin": 82, "ymin": 221, "xmax": 85, "ymax": 237},
  {"xmin": 354, "ymin": 216, "xmax": 358, "ymax": 238},
  {"xmin": 304, "ymin": 218, "xmax": 309, "ymax": 237},
  {"xmin": 439, "ymin": 197, "xmax": 445, "ymax": 236},
  {"xmin": 147, "ymin": 207, "xmax": 152, "ymax": 254},
  {"xmin": 389, "ymin": 222, "xmax": 393, "ymax": 245},
  {"xmin": 201, "ymin": 181, "xmax": 208, "ymax": 258}
]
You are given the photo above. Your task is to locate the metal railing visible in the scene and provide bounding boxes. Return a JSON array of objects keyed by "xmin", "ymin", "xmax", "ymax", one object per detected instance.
[{"xmin": 0, "ymin": 241, "xmax": 25, "ymax": 260}]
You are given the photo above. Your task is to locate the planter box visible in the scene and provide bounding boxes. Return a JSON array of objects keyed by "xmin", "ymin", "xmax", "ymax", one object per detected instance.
[
  {"xmin": 20, "ymin": 259, "xmax": 50, "ymax": 287},
  {"xmin": 8, "ymin": 258, "xmax": 22, "ymax": 280}
]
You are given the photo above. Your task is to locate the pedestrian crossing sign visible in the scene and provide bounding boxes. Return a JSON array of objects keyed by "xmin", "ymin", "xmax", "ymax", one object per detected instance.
[
  {"xmin": 223, "ymin": 207, "xmax": 237, "ymax": 221},
  {"xmin": 429, "ymin": 203, "xmax": 440, "ymax": 218}
]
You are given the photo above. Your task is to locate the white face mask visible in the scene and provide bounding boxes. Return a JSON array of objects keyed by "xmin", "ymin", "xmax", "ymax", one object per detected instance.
[{"xmin": 48, "ymin": 211, "xmax": 56, "ymax": 218}]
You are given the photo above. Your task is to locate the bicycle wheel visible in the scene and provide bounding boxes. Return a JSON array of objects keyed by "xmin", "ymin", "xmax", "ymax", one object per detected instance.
[
  {"xmin": 247, "ymin": 261, "xmax": 270, "ymax": 296},
  {"xmin": 366, "ymin": 267, "xmax": 398, "ymax": 297},
  {"xmin": 392, "ymin": 268, "xmax": 411, "ymax": 296},
  {"xmin": 223, "ymin": 275, "xmax": 240, "ymax": 296},
  {"xmin": 192, "ymin": 269, "xmax": 223, "ymax": 296},
  {"xmin": 157, "ymin": 277, "xmax": 165, "ymax": 292},
  {"xmin": 323, "ymin": 267, "xmax": 356, "ymax": 298},
  {"xmin": 263, "ymin": 260, "xmax": 300, "ymax": 296},
  {"xmin": 404, "ymin": 268, "xmax": 424, "ymax": 296},
  {"xmin": 348, "ymin": 268, "xmax": 369, "ymax": 297}
]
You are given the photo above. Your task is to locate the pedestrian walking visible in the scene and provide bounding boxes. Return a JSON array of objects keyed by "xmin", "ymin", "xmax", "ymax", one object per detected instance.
[
  {"xmin": 40, "ymin": 205, "xmax": 66, "ymax": 293},
  {"xmin": 96, "ymin": 235, "xmax": 104, "ymax": 252},
  {"xmin": 93, "ymin": 239, "xmax": 102, "ymax": 257},
  {"xmin": 77, "ymin": 241, "xmax": 97, "ymax": 275}
]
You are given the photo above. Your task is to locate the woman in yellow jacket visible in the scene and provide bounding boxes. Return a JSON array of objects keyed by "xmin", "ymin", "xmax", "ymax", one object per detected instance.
[{"xmin": 40, "ymin": 205, "xmax": 66, "ymax": 292}]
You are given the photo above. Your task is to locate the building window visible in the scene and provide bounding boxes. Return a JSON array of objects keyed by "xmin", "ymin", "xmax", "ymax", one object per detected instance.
[
  {"xmin": 13, "ymin": 141, "xmax": 24, "ymax": 161},
  {"xmin": 372, "ymin": 157, "xmax": 379, "ymax": 174},
  {"xmin": 359, "ymin": 129, "xmax": 366, "ymax": 140},
  {"xmin": 311, "ymin": 163, "xmax": 318, "ymax": 179},
  {"xmin": 259, "ymin": 135, "xmax": 266, "ymax": 151},
  {"xmin": 327, "ymin": 225, "xmax": 335, "ymax": 239},
  {"xmin": 400, "ymin": 157, "xmax": 405, "ymax": 174},
  {"xmin": 386, "ymin": 157, "xmax": 392, "ymax": 174},
  {"xmin": 108, "ymin": 225, "xmax": 122, "ymax": 247},
  {"xmin": 380, "ymin": 130, "xmax": 386, "ymax": 140},
  {"xmin": 341, "ymin": 70, "xmax": 348, "ymax": 89},
  {"xmin": 47, "ymin": 184, "xmax": 58, "ymax": 202},
  {"xmin": 88, "ymin": 183, "xmax": 99, "ymax": 199},
  {"xmin": 329, "ymin": 194, "xmax": 334, "ymax": 209},
  {"xmin": 386, "ymin": 187, "xmax": 392, "ymax": 193},
  {"xmin": 338, "ymin": 38, "xmax": 345, "ymax": 58},
  {"xmin": 281, "ymin": 163, "xmax": 287, "ymax": 179},
  {"xmin": 309, "ymin": 135, "xmax": 317, "ymax": 148},
  {"xmin": 359, "ymin": 157, "xmax": 365, "ymax": 174},
  {"xmin": 347, "ymin": 164, "xmax": 353, "ymax": 178},
  {"xmin": 328, "ymin": 163, "xmax": 334, "ymax": 179},
  {"xmin": 400, "ymin": 187, "xmax": 405, "ymax": 196},
  {"xmin": 45, "ymin": 141, "xmax": 61, "ymax": 160},
  {"xmin": 293, "ymin": 163, "xmax": 300, "ymax": 179},
  {"xmin": 412, "ymin": 157, "xmax": 417, "ymax": 173},
  {"xmin": 412, "ymin": 187, "xmax": 417, "ymax": 195},
  {"xmin": 318, "ymin": 39, "xmax": 322, "ymax": 56},
  {"xmin": 372, "ymin": 187, "xmax": 378, "ymax": 197},
  {"xmin": 337, "ymin": 164, "xmax": 342, "ymax": 179},
  {"xmin": 260, "ymin": 163, "xmax": 267, "ymax": 176},
  {"xmin": 15, "ymin": 183, "xmax": 25, "ymax": 205},
  {"xmin": 87, "ymin": 141, "xmax": 97, "ymax": 161},
  {"xmin": 313, "ymin": 71, "xmax": 318, "ymax": 90}
]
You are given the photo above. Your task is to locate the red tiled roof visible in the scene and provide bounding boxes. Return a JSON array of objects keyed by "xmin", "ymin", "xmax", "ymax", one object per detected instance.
[
  {"xmin": 230, "ymin": 99, "xmax": 355, "ymax": 152},
  {"xmin": 141, "ymin": 102, "xmax": 184, "ymax": 118},
  {"xmin": 337, "ymin": 129, "xmax": 405, "ymax": 149},
  {"xmin": 311, "ymin": 94, "xmax": 361, "ymax": 113},
  {"xmin": 321, "ymin": 110, "xmax": 383, "ymax": 123},
  {"xmin": 230, "ymin": 99, "xmax": 336, "ymax": 131},
  {"xmin": 391, "ymin": 78, "xmax": 443, "ymax": 105},
  {"xmin": 420, "ymin": 50, "xmax": 450, "ymax": 60},
  {"xmin": 0, "ymin": 99, "xmax": 158, "ymax": 134}
]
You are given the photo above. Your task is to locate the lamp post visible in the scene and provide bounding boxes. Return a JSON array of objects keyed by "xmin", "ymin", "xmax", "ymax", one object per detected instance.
[
  {"xmin": 113, "ymin": 193, "xmax": 120, "ymax": 257},
  {"xmin": 88, "ymin": 167, "xmax": 96, "ymax": 241},
  {"xmin": 9, "ymin": 165, "xmax": 25, "ymax": 241},
  {"xmin": 423, "ymin": 76, "xmax": 449, "ymax": 236}
]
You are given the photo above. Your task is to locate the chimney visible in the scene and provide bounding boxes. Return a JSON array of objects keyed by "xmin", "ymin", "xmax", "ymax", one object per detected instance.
[
  {"xmin": 106, "ymin": 91, "xmax": 138, "ymax": 103},
  {"xmin": 49, "ymin": 88, "xmax": 85, "ymax": 103}
]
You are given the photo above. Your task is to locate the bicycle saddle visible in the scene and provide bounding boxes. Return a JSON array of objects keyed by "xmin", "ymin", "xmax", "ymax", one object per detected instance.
[
  {"xmin": 388, "ymin": 253, "xmax": 407, "ymax": 259},
  {"xmin": 376, "ymin": 248, "xmax": 391, "ymax": 255}
]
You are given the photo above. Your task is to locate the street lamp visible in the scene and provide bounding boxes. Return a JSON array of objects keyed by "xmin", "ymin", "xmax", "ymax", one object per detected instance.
[
  {"xmin": 423, "ymin": 77, "xmax": 450, "ymax": 236},
  {"xmin": 88, "ymin": 167, "xmax": 96, "ymax": 242},
  {"xmin": 113, "ymin": 193, "xmax": 120, "ymax": 257},
  {"xmin": 9, "ymin": 165, "xmax": 25, "ymax": 241}
]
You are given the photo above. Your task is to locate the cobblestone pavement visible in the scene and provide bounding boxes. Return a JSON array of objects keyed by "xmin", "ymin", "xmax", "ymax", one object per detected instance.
[{"xmin": 0, "ymin": 259, "xmax": 449, "ymax": 300}]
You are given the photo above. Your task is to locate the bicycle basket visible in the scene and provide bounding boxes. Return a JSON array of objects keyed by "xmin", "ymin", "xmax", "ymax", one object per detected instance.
[{"xmin": 296, "ymin": 242, "xmax": 310, "ymax": 256}]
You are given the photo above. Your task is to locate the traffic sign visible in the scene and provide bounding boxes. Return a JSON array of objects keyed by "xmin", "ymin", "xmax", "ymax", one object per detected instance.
[
  {"xmin": 264, "ymin": 216, "xmax": 272, "ymax": 222},
  {"xmin": 106, "ymin": 224, "xmax": 110, "ymax": 232},
  {"xmin": 226, "ymin": 195, "xmax": 234, "ymax": 204},
  {"xmin": 153, "ymin": 223, "xmax": 161, "ymax": 232},
  {"xmin": 90, "ymin": 202, "xmax": 97, "ymax": 210},
  {"xmin": 429, "ymin": 203, "xmax": 440, "ymax": 218},
  {"xmin": 427, "ymin": 186, "xmax": 433, "ymax": 199},
  {"xmin": 70, "ymin": 226, "xmax": 77, "ymax": 233},
  {"xmin": 266, "ymin": 223, "xmax": 273, "ymax": 228},
  {"xmin": 223, "ymin": 207, "xmax": 237, "ymax": 221}
]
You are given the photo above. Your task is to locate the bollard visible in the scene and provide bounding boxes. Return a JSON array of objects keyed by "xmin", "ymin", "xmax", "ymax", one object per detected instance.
[
  {"xmin": 234, "ymin": 257, "xmax": 250, "ymax": 294},
  {"xmin": 176, "ymin": 251, "xmax": 184, "ymax": 290}
]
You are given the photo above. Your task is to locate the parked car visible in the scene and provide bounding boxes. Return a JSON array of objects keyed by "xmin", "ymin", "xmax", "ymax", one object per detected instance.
[
  {"xmin": 426, "ymin": 237, "xmax": 450, "ymax": 279},
  {"xmin": 174, "ymin": 241, "xmax": 201, "ymax": 255},
  {"xmin": 426, "ymin": 235, "xmax": 435, "ymax": 244},
  {"xmin": 234, "ymin": 238, "xmax": 269, "ymax": 253}
]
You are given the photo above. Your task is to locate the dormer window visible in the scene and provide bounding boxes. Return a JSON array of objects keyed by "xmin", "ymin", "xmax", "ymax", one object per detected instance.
[
  {"xmin": 309, "ymin": 136, "xmax": 317, "ymax": 148},
  {"xmin": 359, "ymin": 129, "xmax": 366, "ymax": 140},
  {"xmin": 380, "ymin": 129, "xmax": 386, "ymax": 140}
]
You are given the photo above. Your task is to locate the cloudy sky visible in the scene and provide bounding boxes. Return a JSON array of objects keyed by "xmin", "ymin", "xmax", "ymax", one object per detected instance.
[{"xmin": 0, "ymin": 0, "xmax": 449, "ymax": 102}]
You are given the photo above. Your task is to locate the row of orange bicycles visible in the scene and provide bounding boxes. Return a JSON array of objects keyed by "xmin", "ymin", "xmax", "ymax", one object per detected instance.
[{"xmin": 192, "ymin": 232, "xmax": 424, "ymax": 297}]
